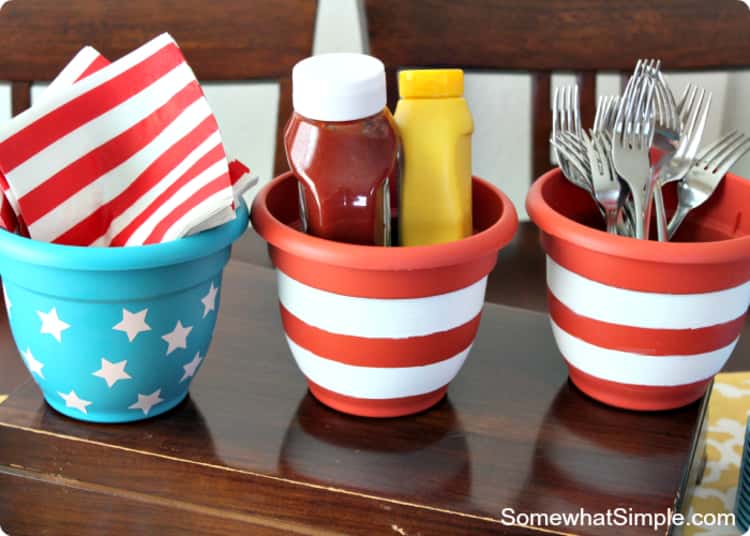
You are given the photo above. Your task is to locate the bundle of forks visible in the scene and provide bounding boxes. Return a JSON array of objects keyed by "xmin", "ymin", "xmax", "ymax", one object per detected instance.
[{"xmin": 550, "ymin": 59, "xmax": 750, "ymax": 240}]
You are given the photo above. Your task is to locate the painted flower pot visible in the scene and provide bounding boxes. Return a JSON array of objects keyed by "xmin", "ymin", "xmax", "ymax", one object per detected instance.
[
  {"xmin": 527, "ymin": 168, "xmax": 750, "ymax": 410},
  {"xmin": 0, "ymin": 202, "xmax": 248, "ymax": 423},
  {"xmin": 251, "ymin": 172, "xmax": 517, "ymax": 417}
]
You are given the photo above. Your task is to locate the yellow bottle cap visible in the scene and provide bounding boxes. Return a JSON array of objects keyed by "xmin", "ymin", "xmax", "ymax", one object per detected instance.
[{"xmin": 398, "ymin": 69, "xmax": 464, "ymax": 98}]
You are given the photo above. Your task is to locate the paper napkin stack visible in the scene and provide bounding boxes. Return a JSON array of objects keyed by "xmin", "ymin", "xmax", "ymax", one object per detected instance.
[{"xmin": 0, "ymin": 33, "xmax": 256, "ymax": 246}]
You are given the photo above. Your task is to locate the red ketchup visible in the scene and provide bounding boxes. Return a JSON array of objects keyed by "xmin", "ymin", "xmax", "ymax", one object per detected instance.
[{"xmin": 284, "ymin": 54, "xmax": 397, "ymax": 246}]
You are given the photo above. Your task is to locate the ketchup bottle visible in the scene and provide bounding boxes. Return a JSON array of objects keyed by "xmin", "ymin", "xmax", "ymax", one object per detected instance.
[{"xmin": 284, "ymin": 54, "xmax": 398, "ymax": 246}]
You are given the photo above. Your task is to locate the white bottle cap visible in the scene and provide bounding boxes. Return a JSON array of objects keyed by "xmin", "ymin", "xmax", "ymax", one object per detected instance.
[{"xmin": 291, "ymin": 53, "xmax": 387, "ymax": 122}]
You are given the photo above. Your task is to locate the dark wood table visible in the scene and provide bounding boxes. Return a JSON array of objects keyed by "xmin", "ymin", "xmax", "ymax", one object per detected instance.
[{"xmin": 0, "ymin": 223, "xmax": 738, "ymax": 535}]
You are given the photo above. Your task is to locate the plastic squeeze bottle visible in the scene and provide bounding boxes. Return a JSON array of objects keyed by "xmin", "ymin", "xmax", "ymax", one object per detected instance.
[
  {"xmin": 395, "ymin": 69, "xmax": 473, "ymax": 246},
  {"xmin": 284, "ymin": 53, "xmax": 398, "ymax": 246}
]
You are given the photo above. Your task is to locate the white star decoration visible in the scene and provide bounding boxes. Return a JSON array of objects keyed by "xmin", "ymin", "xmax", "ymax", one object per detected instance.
[
  {"xmin": 2, "ymin": 284, "xmax": 10, "ymax": 319},
  {"xmin": 92, "ymin": 358, "xmax": 132, "ymax": 388},
  {"xmin": 18, "ymin": 293, "xmax": 216, "ymax": 417},
  {"xmin": 58, "ymin": 390, "xmax": 92, "ymax": 415},
  {"xmin": 37, "ymin": 307, "xmax": 70, "ymax": 342},
  {"xmin": 180, "ymin": 353, "xmax": 203, "ymax": 383},
  {"xmin": 22, "ymin": 347, "xmax": 44, "ymax": 379},
  {"xmin": 113, "ymin": 308, "xmax": 151, "ymax": 342},
  {"xmin": 129, "ymin": 389, "xmax": 164, "ymax": 416},
  {"xmin": 201, "ymin": 283, "xmax": 219, "ymax": 318},
  {"xmin": 161, "ymin": 320, "xmax": 192, "ymax": 355}
]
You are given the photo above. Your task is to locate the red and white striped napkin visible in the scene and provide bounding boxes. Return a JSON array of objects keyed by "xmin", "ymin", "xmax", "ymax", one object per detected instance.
[
  {"xmin": 41, "ymin": 46, "xmax": 258, "ymax": 238},
  {"xmin": 42, "ymin": 46, "xmax": 112, "ymax": 99},
  {"xmin": 0, "ymin": 33, "xmax": 255, "ymax": 246},
  {"xmin": 0, "ymin": 48, "xmax": 106, "ymax": 234},
  {"xmin": 0, "ymin": 190, "xmax": 16, "ymax": 234}
]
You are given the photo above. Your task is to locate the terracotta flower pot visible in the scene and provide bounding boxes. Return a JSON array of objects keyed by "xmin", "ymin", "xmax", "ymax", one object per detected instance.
[
  {"xmin": 252, "ymin": 172, "xmax": 518, "ymax": 417},
  {"xmin": 527, "ymin": 168, "xmax": 750, "ymax": 410}
]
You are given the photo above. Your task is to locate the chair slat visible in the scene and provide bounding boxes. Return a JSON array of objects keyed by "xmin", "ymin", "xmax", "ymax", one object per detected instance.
[
  {"xmin": 386, "ymin": 68, "xmax": 400, "ymax": 114},
  {"xmin": 11, "ymin": 81, "xmax": 30, "ymax": 117},
  {"xmin": 275, "ymin": 77, "xmax": 293, "ymax": 176},
  {"xmin": 532, "ymin": 72, "xmax": 552, "ymax": 180},
  {"xmin": 0, "ymin": 0, "xmax": 316, "ymax": 81},
  {"xmin": 366, "ymin": 0, "xmax": 750, "ymax": 71},
  {"xmin": 577, "ymin": 71, "xmax": 597, "ymax": 134}
]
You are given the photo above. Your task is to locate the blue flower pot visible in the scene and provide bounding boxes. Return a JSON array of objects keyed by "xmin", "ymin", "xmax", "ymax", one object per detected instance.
[{"xmin": 0, "ymin": 202, "xmax": 248, "ymax": 423}]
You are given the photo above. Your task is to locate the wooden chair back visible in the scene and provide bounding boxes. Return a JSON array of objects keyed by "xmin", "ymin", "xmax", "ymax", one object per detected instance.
[
  {"xmin": 0, "ymin": 0, "xmax": 317, "ymax": 175},
  {"xmin": 365, "ymin": 0, "xmax": 750, "ymax": 179}
]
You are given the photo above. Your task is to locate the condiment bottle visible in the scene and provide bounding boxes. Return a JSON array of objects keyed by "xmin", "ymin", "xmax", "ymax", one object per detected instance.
[
  {"xmin": 395, "ymin": 69, "xmax": 473, "ymax": 246},
  {"xmin": 284, "ymin": 53, "xmax": 398, "ymax": 246}
]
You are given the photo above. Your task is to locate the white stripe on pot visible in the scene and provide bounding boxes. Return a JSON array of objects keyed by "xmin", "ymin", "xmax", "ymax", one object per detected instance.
[
  {"xmin": 547, "ymin": 256, "xmax": 750, "ymax": 329},
  {"xmin": 278, "ymin": 271, "xmax": 487, "ymax": 338},
  {"xmin": 286, "ymin": 337, "xmax": 471, "ymax": 399},
  {"xmin": 550, "ymin": 320, "xmax": 736, "ymax": 386}
]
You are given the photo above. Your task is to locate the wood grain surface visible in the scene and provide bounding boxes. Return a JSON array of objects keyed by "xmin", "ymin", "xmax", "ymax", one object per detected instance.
[
  {"xmin": 0, "ymin": 260, "xmax": 709, "ymax": 535},
  {"xmin": 0, "ymin": 0, "xmax": 316, "ymax": 80},
  {"xmin": 366, "ymin": 0, "xmax": 750, "ymax": 71}
]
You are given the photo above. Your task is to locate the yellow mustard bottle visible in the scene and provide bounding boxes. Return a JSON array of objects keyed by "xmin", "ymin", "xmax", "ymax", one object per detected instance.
[{"xmin": 395, "ymin": 69, "xmax": 473, "ymax": 246}]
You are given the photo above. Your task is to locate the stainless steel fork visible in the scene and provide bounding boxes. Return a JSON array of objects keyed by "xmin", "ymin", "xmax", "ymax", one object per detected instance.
[
  {"xmin": 582, "ymin": 129, "xmax": 622, "ymax": 233},
  {"xmin": 654, "ymin": 84, "xmax": 711, "ymax": 187},
  {"xmin": 590, "ymin": 97, "xmax": 626, "ymax": 234},
  {"xmin": 667, "ymin": 131, "xmax": 750, "ymax": 238},
  {"xmin": 593, "ymin": 95, "xmax": 619, "ymax": 135},
  {"xmin": 650, "ymin": 61, "xmax": 680, "ymax": 150},
  {"xmin": 611, "ymin": 66, "xmax": 657, "ymax": 239},
  {"xmin": 653, "ymin": 83, "xmax": 711, "ymax": 238},
  {"xmin": 550, "ymin": 132, "xmax": 589, "ymax": 179},
  {"xmin": 645, "ymin": 58, "xmax": 673, "ymax": 241},
  {"xmin": 552, "ymin": 85, "xmax": 588, "ymax": 190}
]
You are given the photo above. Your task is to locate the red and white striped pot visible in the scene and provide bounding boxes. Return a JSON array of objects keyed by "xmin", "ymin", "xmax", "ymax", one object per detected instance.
[
  {"xmin": 252, "ymin": 173, "xmax": 518, "ymax": 417},
  {"xmin": 527, "ymin": 168, "xmax": 750, "ymax": 411}
]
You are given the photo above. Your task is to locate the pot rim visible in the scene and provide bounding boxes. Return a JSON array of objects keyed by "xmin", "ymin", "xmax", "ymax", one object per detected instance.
[
  {"xmin": 0, "ymin": 200, "xmax": 249, "ymax": 272},
  {"xmin": 251, "ymin": 172, "xmax": 518, "ymax": 271},
  {"xmin": 526, "ymin": 168, "xmax": 750, "ymax": 265}
]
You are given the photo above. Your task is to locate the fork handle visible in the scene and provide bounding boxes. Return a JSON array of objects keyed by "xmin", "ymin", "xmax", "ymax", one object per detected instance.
[
  {"xmin": 631, "ymin": 191, "xmax": 646, "ymax": 240},
  {"xmin": 653, "ymin": 185, "xmax": 668, "ymax": 242},
  {"xmin": 605, "ymin": 209, "xmax": 619, "ymax": 235},
  {"xmin": 667, "ymin": 203, "xmax": 691, "ymax": 240}
]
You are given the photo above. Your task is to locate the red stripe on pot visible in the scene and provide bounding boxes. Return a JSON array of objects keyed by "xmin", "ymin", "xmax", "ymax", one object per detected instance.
[
  {"xmin": 281, "ymin": 304, "xmax": 480, "ymax": 367},
  {"xmin": 548, "ymin": 290, "xmax": 746, "ymax": 355},
  {"xmin": 528, "ymin": 170, "xmax": 750, "ymax": 294},
  {"xmin": 565, "ymin": 362, "xmax": 711, "ymax": 411},
  {"xmin": 543, "ymin": 234, "xmax": 750, "ymax": 294},
  {"xmin": 270, "ymin": 247, "xmax": 498, "ymax": 299},
  {"xmin": 252, "ymin": 174, "xmax": 518, "ymax": 299},
  {"xmin": 307, "ymin": 380, "xmax": 448, "ymax": 418}
]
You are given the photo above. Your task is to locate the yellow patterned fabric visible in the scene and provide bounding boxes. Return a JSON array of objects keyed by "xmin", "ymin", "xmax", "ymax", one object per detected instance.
[{"xmin": 685, "ymin": 372, "xmax": 750, "ymax": 535}]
